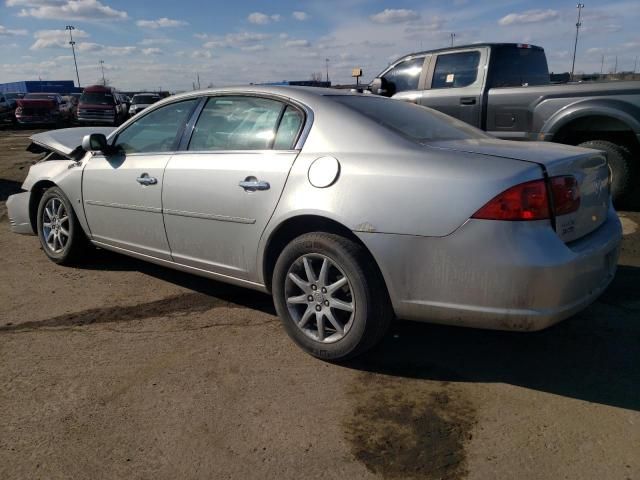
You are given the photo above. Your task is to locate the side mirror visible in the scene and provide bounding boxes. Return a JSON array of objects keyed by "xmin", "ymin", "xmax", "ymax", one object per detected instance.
[
  {"xmin": 369, "ymin": 77, "xmax": 390, "ymax": 96},
  {"xmin": 82, "ymin": 133, "xmax": 109, "ymax": 153}
]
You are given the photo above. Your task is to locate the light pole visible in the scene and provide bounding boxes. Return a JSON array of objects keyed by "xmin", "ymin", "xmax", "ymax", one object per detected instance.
[
  {"xmin": 570, "ymin": 3, "xmax": 584, "ymax": 80},
  {"xmin": 66, "ymin": 25, "xmax": 81, "ymax": 88},
  {"xmin": 450, "ymin": 32, "xmax": 456, "ymax": 47},
  {"xmin": 325, "ymin": 58, "xmax": 330, "ymax": 83},
  {"xmin": 99, "ymin": 60, "xmax": 105, "ymax": 85}
]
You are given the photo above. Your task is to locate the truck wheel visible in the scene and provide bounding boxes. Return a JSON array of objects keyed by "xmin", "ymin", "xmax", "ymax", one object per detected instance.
[
  {"xmin": 578, "ymin": 140, "xmax": 634, "ymax": 203},
  {"xmin": 272, "ymin": 232, "xmax": 392, "ymax": 361}
]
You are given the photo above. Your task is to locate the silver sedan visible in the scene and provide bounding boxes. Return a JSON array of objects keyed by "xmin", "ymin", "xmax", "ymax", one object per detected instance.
[{"xmin": 7, "ymin": 86, "xmax": 622, "ymax": 360}]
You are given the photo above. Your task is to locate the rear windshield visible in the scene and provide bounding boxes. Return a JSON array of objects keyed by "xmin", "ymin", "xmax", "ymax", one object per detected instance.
[
  {"xmin": 132, "ymin": 95, "xmax": 160, "ymax": 104},
  {"xmin": 331, "ymin": 96, "xmax": 488, "ymax": 142},
  {"xmin": 489, "ymin": 46, "xmax": 550, "ymax": 87},
  {"xmin": 80, "ymin": 92, "xmax": 115, "ymax": 105}
]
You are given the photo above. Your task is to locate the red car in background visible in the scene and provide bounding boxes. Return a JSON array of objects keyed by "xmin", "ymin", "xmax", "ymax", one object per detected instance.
[
  {"xmin": 76, "ymin": 85, "xmax": 128, "ymax": 126},
  {"xmin": 14, "ymin": 93, "xmax": 74, "ymax": 126}
]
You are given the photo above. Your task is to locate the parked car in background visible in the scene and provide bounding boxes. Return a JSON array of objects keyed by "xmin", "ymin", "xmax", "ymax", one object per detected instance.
[
  {"xmin": 370, "ymin": 43, "xmax": 640, "ymax": 203},
  {"xmin": 128, "ymin": 93, "xmax": 161, "ymax": 117},
  {"xmin": 14, "ymin": 93, "xmax": 73, "ymax": 126},
  {"xmin": 6, "ymin": 87, "xmax": 621, "ymax": 360},
  {"xmin": 4, "ymin": 92, "xmax": 24, "ymax": 109},
  {"xmin": 77, "ymin": 85, "xmax": 127, "ymax": 126},
  {"xmin": 0, "ymin": 92, "xmax": 17, "ymax": 124}
]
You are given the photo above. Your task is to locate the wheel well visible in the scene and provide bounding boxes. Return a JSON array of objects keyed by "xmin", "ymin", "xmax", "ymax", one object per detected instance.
[
  {"xmin": 553, "ymin": 115, "xmax": 639, "ymax": 152},
  {"xmin": 28, "ymin": 180, "xmax": 56, "ymax": 232},
  {"xmin": 262, "ymin": 215, "xmax": 388, "ymax": 294}
]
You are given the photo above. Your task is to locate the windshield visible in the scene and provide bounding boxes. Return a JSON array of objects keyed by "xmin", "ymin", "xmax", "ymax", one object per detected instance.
[
  {"xmin": 5, "ymin": 93, "xmax": 19, "ymax": 100},
  {"xmin": 80, "ymin": 92, "xmax": 115, "ymax": 105},
  {"xmin": 331, "ymin": 95, "xmax": 488, "ymax": 143},
  {"xmin": 24, "ymin": 94, "xmax": 58, "ymax": 100},
  {"xmin": 132, "ymin": 95, "xmax": 160, "ymax": 105}
]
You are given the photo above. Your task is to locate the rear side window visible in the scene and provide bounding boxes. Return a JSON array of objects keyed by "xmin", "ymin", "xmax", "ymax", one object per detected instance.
[
  {"xmin": 273, "ymin": 106, "xmax": 304, "ymax": 150},
  {"xmin": 331, "ymin": 95, "xmax": 488, "ymax": 142},
  {"xmin": 489, "ymin": 46, "xmax": 549, "ymax": 87},
  {"xmin": 189, "ymin": 96, "xmax": 285, "ymax": 151},
  {"xmin": 431, "ymin": 51, "xmax": 480, "ymax": 89},
  {"xmin": 382, "ymin": 57, "xmax": 425, "ymax": 95}
]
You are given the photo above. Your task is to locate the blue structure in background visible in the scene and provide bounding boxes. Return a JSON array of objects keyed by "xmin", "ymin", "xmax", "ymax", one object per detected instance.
[{"xmin": 0, "ymin": 80, "xmax": 81, "ymax": 94}]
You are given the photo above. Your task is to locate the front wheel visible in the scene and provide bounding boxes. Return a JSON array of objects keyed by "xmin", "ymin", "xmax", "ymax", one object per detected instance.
[
  {"xmin": 37, "ymin": 186, "xmax": 88, "ymax": 265},
  {"xmin": 272, "ymin": 233, "xmax": 392, "ymax": 361}
]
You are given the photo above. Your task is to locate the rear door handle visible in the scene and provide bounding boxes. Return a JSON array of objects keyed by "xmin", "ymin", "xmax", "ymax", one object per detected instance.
[
  {"xmin": 239, "ymin": 178, "xmax": 270, "ymax": 192},
  {"xmin": 460, "ymin": 97, "xmax": 477, "ymax": 105},
  {"xmin": 136, "ymin": 173, "xmax": 158, "ymax": 186}
]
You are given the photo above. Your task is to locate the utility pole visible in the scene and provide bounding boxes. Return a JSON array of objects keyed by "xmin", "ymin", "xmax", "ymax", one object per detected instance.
[
  {"xmin": 325, "ymin": 58, "xmax": 330, "ymax": 83},
  {"xmin": 634, "ymin": 55, "xmax": 638, "ymax": 74},
  {"xmin": 450, "ymin": 33, "xmax": 456, "ymax": 47},
  {"xmin": 570, "ymin": 3, "xmax": 584, "ymax": 81},
  {"xmin": 196, "ymin": 73, "xmax": 201, "ymax": 90},
  {"xmin": 600, "ymin": 55, "xmax": 605, "ymax": 75},
  {"xmin": 66, "ymin": 25, "xmax": 81, "ymax": 88},
  {"xmin": 614, "ymin": 55, "xmax": 618, "ymax": 74},
  {"xmin": 99, "ymin": 60, "xmax": 105, "ymax": 86}
]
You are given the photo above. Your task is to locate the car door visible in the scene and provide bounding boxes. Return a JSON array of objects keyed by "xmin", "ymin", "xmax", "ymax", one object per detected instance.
[
  {"xmin": 162, "ymin": 95, "xmax": 305, "ymax": 280},
  {"xmin": 82, "ymin": 98, "xmax": 200, "ymax": 260},
  {"xmin": 419, "ymin": 48, "xmax": 487, "ymax": 128}
]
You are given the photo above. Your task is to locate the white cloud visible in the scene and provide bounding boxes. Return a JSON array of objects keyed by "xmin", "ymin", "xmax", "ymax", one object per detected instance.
[
  {"xmin": 139, "ymin": 38, "xmax": 172, "ymax": 46},
  {"xmin": 241, "ymin": 44, "xmax": 266, "ymax": 52},
  {"xmin": 292, "ymin": 11, "xmax": 309, "ymax": 21},
  {"xmin": 193, "ymin": 33, "xmax": 209, "ymax": 40},
  {"xmin": 498, "ymin": 9, "xmax": 559, "ymax": 26},
  {"xmin": 142, "ymin": 47, "xmax": 162, "ymax": 56},
  {"xmin": 248, "ymin": 12, "xmax": 280, "ymax": 24},
  {"xmin": 16, "ymin": 0, "xmax": 127, "ymax": 21},
  {"xmin": 285, "ymin": 39, "xmax": 310, "ymax": 48},
  {"xmin": 191, "ymin": 50, "xmax": 212, "ymax": 59},
  {"xmin": 370, "ymin": 9, "xmax": 419, "ymax": 24},
  {"xmin": 0, "ymin": 25, "xmax": 28, "ymax": 36},
  {"xmin": 76, "ymin": 42, "xmax": 136, "ymax": 55},
  {"xmin": 136, "ymin": 17, "xmax": 188, "ymax": 29},
  {"xmin": 30, "ymin": 28, "xmax": 89, "ymax": 49},
  {"xmin": 225, "ymin": 31, "xmax": 270, "ymax": 45}
]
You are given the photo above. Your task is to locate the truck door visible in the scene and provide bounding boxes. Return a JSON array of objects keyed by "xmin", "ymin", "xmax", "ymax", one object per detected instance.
[{"xmin": 418, "ymin": 48, "xmax": 487, "ymax": 128}]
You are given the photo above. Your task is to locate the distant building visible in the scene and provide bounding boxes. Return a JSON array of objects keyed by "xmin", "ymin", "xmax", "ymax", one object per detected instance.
[{"xmin": 0, "ymin": 80, "xmax": 81, "ymax": 94}]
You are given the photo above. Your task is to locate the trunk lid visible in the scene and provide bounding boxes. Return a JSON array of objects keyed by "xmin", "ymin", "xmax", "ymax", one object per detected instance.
[{"xmin": 429, "ymin": 138, "xmax": 610, "ymax": 242}]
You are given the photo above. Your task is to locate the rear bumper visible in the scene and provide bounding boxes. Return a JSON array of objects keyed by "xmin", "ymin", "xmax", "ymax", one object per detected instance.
[
  {"xmin": 6, "ymin": 191, "xmax": 34, "ymax": 235},
  {"xmin": 357, "ymin": 206, "xmax": 622, "ymax": 331}
]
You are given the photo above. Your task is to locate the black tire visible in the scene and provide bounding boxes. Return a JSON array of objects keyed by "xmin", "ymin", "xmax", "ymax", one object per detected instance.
[
  {"xmin": 578, "ymin": 140, "xmax": 634, "ymax": 203},
  {"xmin": 272, "ymin": 232, "xmax": 393, "ymax": 361},
  {"xmin": 36, "ymin": 186, "xmax": 88, "ymax": 265}
]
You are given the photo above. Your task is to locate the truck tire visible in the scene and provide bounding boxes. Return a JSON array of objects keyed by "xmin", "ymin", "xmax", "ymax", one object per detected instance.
[{"xmin": 578, "ymin": 140, "xmax": 633, "ymax": 204}]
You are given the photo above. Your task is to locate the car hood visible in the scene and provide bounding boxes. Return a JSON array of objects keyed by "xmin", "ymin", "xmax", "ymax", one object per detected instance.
[{"xmin": 27, "ymin": 126, "xmax": 115, "ymax": 159}]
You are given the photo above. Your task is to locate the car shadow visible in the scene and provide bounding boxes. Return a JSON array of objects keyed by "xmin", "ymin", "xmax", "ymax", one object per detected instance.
[
  {"xmin": 73, "ymin": 250, "xmax": 639, "ymax": 411},
  {"xmin": 346, "ymin": 265, "xmax": 640, "ymax": 412},
  {"xmin": 0, "ymin": 179, "xmax": 23, "ymax": 202}
]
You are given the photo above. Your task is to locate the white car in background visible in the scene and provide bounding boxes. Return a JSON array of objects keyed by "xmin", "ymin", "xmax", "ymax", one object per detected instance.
[{"xmin": 128, "ymin": 93, "xmax": 161, "ymax": 117}]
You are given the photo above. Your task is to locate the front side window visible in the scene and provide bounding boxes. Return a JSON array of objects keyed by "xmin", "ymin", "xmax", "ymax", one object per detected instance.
[
  {"xmin": 382, "ymin": 57, "xmax": 425, "ymax": 94},
  {"xmin": 114, "ymin": 99, "xmax": 198, "ymax": 154},
  {"xmin": 431, "ymin": 51, "xmax": 480, "ymax": 89},
  {"xmin": 189, "ymin": 96, "xmax": 284, "ymax": 151}
]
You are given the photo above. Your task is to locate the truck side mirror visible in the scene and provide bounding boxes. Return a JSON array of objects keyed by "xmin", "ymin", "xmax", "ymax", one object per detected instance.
[{"xmin": 369, "ymin": 77, "xmax": 390, "ymax": 96}]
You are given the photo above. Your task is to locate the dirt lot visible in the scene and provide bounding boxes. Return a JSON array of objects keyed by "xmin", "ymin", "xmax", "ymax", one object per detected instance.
[{"xmin": 1, "ymin": 128, "xmax": 639, "ymax": 480}]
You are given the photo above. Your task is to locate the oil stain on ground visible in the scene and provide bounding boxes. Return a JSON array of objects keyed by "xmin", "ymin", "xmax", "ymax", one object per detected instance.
[{"xmin": 344, "ymin": 372, "xmax": 476, "ymax": 480}]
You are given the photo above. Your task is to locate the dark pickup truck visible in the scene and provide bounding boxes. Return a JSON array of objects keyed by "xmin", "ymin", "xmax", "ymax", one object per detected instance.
[{"xmin": 370, "ymin": 43, "xmax": 640, "ymax": 203}]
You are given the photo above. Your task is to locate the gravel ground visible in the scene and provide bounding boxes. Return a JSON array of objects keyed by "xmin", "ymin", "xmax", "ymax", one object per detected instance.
[{"xmin": 1, "ymin": 128, "xmax": 639, "ymax": 480}]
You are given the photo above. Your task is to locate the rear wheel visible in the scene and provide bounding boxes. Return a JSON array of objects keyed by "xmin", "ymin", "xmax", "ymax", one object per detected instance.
[
  {"xmin": 36, "ymin": 186, "xmax": 88, "ymax": 265},
  {"xmin": 578, "ymin": 140, "xmax": 634, "ymax": 203},
  {"xmin": 272, "ymin": 232, "xmax": 392, "ymax": 361}
]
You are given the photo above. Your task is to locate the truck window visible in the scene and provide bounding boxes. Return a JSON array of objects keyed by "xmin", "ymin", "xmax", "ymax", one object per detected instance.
[
  {"xmin": 431, "ymin": 51, "xmax": 480, "ymax": 89},
  {"xmin": 382, "ymin": 57, "xmax": 424, "ymax": 95},
  {"xmin": 489, "ymin": 46, "xmax": 549, "ymax": 87}
]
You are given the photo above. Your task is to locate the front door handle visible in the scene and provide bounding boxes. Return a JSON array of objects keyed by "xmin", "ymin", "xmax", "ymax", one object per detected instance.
[
  {"xmin": 136, "ymin": 173, "xmax": 158, "ymax": 186},
  {"xmin": 239, "ymin": 177, "xmax": 270, "ymax": 192},
  {"xmin": 460, "ymin": 97, "xmax": 477, "ymax": 105}
]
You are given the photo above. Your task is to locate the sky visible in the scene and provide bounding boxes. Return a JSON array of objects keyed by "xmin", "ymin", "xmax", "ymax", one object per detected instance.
[{"xmin": 1, "ymin": 0, "xmax": 639, "ymax": 91}]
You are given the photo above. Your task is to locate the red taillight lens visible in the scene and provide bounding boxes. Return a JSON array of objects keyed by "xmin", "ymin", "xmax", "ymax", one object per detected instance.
[
  {"xmin": 550, "ymin": 175, "xmax": 580, "ymax": 216},
  {"xmin": 472, "ymin": 179, "xmax": 550, "ymax": 221}
]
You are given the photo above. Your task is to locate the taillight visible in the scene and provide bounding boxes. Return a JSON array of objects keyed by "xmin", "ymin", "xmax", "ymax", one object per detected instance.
[
  {"xmin": 550, "ymin": 176, "xmax": 580, "ymax": 216},
  {"xmin": 472, "ymin": 176, "xmax": 580, "ymax": 221},
  {"xmin": 472, "ymin": 179, "xmax": 550, "ymax": 221}
]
